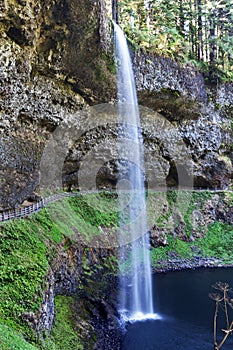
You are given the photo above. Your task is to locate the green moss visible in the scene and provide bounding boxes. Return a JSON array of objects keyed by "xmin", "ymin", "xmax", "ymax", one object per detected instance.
[
  {"xmin": 150, "ymin": 191, "xmax": 233, "ymax": 267},
  {"xmin": 166, "ymin": 190, "xmax": 178, "ymax": 205},
  {"xmin": 151, "ymin": 245, "xmax": 170, "ymax": 264},
  {"xmin": 173, "ymin": 238, "xmax": 193, "ymax": 258},
  {"xmin": 0, "ymin": 190, "xmax": 232, "ymax": 349},
  {"xmin": 0, "ymin": 220, "xmax": 49, "ymax": 338},
  {"xmin": 0, "ymin": 192, "xmax": 120, "ymax": 348},
  {"xmin": 148, "ymin": 190, "xmax": 214, "ymax": 239},
  {"xmin": 195, "ymin": 222, "xmax": 233, "ymax": 263},
  {"xmin": 151, "ymin": 235, "xmax": 193, "ymax": 267},
  {"xmin": 0, "ymin": 203, "xmax": 76, "ymax": 342},
  {"xmin": 182, "ymin": 191, "xmax": 213, "ymax": 237},
  {"xmin": 160, "ymin": 88, "xmax": 180, "ymax": 98},
  {"xmin": 0, "ymin": 321, "xmax": 38, "ymax": 349},
  {"xmin": 66, "ymin": 192, "xmax": 119, "ymax": 238},
  {"xmin": 151, "ymin": 221, "xmax": 233, "ymax": 268},
  {"xmin": 95, "ymin": 53, "xmax": 116, "ymax": 81},
  {"xmin": 40, "ymin": 296, "xmax": 83, "ymax": 350}
]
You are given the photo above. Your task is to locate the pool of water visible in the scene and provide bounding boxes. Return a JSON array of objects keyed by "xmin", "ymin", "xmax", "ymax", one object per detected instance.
[{"xmin": 122, "ymin": 268, "xmax": 233, "ymax": 350}]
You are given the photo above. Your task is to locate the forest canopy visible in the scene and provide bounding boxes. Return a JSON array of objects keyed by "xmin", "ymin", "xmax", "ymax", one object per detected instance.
[{"xmin": 116, "ymin": 0, "xmax": 233, "ymax": 81}]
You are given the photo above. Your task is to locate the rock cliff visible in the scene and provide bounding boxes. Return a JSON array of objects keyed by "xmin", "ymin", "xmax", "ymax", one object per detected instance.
[
  {"xmin": 0, "ymin": 0, "xmax": 232, "ymax": 211},
  {"xmin": 0, "ymin": 0, "xmax": 113, "ymax": 210}
]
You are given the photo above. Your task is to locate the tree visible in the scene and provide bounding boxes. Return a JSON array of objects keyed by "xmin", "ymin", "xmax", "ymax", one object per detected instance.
[
  {"xmin": 112, "ymin": 0, "xmax": 119, "ymax": 23},
  {"xmin": 116, "ymin": 0, "xmax": 233, "ymax": 80},
  {"xmin": 197, "ymin": 0, "xmax": 203, "ymax": 61}
]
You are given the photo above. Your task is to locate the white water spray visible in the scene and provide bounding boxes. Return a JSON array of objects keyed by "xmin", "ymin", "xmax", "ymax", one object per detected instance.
[{"xmin": 114, "ymin": 22, "xmax": 160, "ymax": 323}]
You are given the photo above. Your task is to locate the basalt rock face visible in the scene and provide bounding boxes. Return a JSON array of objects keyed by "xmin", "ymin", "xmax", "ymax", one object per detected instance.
[
  {"xmin": 134, "ymin": 52, "xmax": 208, "ymax": 119},
  {"xmin": 0, "ymin": 0, "xmax": 233, "ymax": 211},
  {"xmin": 133, "ymin": 51, "xmax": 233, "ymax": 189},
  {"xmin": 61, "ymin": 104, "xmax": 194, "ymax": 191},
  {"xmin": 61, "ymin": 102, "xmax": 231, "ymax": 193},
  {"xmin": 0, "ymin": 0, "xmax": 114, "ymax": 210},
  {"xmin": 22, "ymin": 237, "xmax": 120, "ymax": 349}
]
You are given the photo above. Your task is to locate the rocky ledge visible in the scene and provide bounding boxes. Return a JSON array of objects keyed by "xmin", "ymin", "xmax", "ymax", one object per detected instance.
[
  {"xmin": 0, "ymin": 0, "xmax": 233, "ymax": 211},
  {"xmin": 153, "ymin": 256, "xmax": 229, "ymax": 274}
]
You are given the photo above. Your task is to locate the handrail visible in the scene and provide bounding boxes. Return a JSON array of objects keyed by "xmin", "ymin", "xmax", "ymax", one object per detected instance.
[
  {"xmin": 0, "ymin": 188, "xmax": 232, "ymax": 223},
  {"xmin": 0, "ymin": 192, "xmax": 80, "ymax": 223}
]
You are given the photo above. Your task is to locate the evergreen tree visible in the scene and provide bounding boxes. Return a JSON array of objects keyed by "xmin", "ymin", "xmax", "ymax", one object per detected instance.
[{"xmin": 117, "ymin": 0, "xmax": 233, "ymax": 79}]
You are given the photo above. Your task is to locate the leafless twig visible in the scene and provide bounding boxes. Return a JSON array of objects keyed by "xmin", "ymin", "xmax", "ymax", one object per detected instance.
[{"xmin": 210, "ymin": 282, "xmax": 233, "ymax": 350}]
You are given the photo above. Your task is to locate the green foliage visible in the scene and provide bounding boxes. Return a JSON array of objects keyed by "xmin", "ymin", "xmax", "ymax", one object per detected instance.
[
  {"xmin": 173, "ymin": 238, "xmax": 192, "ymax": 258},
  {"xmin": 149, "ymin": 190, "xmax": 213, "ymax": 238},
  {"xmin": 40, "ymin": 296, "xmax": 83, "ymax": 350},
  {"xmin": 166, "ymin": 190, "xmax": 178, "ymax": 205},
  {"xmin": 68, "ymin": 193, "xmax": 119, "ymax": 228},
  {"xmin": 150, "ymin": 191, "xmax": 233, "ymax": 267},
  {"xmin": 0, "ymin": 190, "xmax": 232, "ymax": 349},
  {"xmin": 151, "ymin": 243, "xmax": 171, "ymax": 264},
  {"xmin": 195, "ymin": 222, "xmax": 233, "ymax": 263},
  {"xmin": 151, "ymin": 235, "xmax": 193, "ymax": 267},
  {"xmin": 117, "ymin": 0, "xmax": 233, "ymax": 81},
  {"xmin": 151, "ymin": 221, "xmax": 233, "ymax": 268},
  {"xmin": 0, "ymin": 204, "xmax": 72, "ymax": 342},
  {"xmin": 0, "ymin": 192, "xmax": 120, "ymax": 348},
  {"xmin": 0, "ymin": 321, "xmax": 38, "ymax": 350},
  {"xmin": 0, "ymin": 219, "xmax": 49, "ymax": 337},
  {"xmin": 32, "ymin": 193, "xmax": 119, "ymax": 244},
  {"xmin": 182, "ymin": 191, "xmax": 213, "ymax": 237}
]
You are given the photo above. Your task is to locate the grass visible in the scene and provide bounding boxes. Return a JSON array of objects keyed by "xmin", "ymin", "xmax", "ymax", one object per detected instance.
[
  {"xmin": 0, "ymin": 321, "xmax": 38, "ymax": 350},
  {"xmin": 0, "ymin": 192, "xmax": 120, "ymax": 348},
  {"xmin": 0, "ymin": 190, "xmax": 232, "ymax": 348},
  {"xmin": 39, "ymin": 296, "xmax": 84, "ymax": 350},
  {"xmin": 150, "ymin": 190, "xmax": 233, "ymax": 267},
  {"xmin": 195, "ymin": 222, "xmax": 233, "ymax": 263}
]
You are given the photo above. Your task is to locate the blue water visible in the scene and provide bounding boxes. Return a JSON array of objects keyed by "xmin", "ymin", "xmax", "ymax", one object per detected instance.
[{"xmin": 122, "ymin": 268, "xmax": 233, "ymax": 350}]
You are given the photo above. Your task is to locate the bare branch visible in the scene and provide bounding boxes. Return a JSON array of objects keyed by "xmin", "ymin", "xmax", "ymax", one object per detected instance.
[{"xmin": 210, "ymin": 282, "xmax": 233, "ymax": 350}]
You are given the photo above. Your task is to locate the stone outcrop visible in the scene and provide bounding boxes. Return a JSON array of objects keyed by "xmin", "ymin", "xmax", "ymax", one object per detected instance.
[
  {"xmin": 0, "ymin": 0, "xmax": 232, "ymax": 212},
  {"xmin": 22, "ymin": 237, "xmax": 120, "ymax": 349},
  {"xmin": 134, "ymin": 52, "xmax": 207, "ymax": 119},
  {"xmin": 133, "ymin": 51, "xmax": 233, "ymax": 190},
  {"xmin": 149, "ymin": 191, "xmax": 233, "ymax": 248},
  {"xmin": 0, "ymin": 0, "xmax": 114, "ymax": 210}
]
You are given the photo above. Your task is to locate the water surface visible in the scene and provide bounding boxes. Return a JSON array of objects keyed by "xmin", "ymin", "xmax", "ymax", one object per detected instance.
[{"xmin": 122, "ymin": 268, "xmax": 233, "ymax": 350}]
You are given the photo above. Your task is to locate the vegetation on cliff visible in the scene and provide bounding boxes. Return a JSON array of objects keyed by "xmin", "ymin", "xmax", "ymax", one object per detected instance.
[
  {"xmin": 0, "ymin": 193, "xmax": 119, "ymax": 349},
  {"xmin": 0, "ymin": 191, "xmax": 232, "ymax": 348},
  {"xmin": 0, "ymin": 1, "xmax": 232, "ymax": 349},
  {"xmin": 118, "ymin": 0, "xmax": 233, "ymax": 81},
  {"xmin": 150, "ymin": 190, "xmax": 233, "ymax": 267}
]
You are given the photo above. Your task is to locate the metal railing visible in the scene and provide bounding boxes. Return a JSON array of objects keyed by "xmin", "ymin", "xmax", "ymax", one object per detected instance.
[
  {"xmin": 0, "ymin": 192, "xmax": 80, "ymax": 223},
  {"xmin": 0, "ymin": 199, "xmax": 44, "ymax": 223},
  {"xmin": 0, "ymin": 188, "xmax": 231, "ymax": 223}
]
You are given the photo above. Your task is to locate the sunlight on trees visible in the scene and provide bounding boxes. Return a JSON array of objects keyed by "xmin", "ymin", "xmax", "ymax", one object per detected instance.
[{"xmin": 117, "ymin": 0, "xmax": 233, "ymax": 81}]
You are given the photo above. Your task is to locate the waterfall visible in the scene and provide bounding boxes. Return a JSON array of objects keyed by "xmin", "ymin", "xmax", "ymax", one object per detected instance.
[{"xmin": 114, "ymin": 22, "xmax": 159, "ymax": 322}]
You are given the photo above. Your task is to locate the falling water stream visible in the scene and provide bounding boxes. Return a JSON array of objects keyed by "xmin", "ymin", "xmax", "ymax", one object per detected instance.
[{"xmin": 114, "ymin": 22, "xmax": 159, "ymax": 322}]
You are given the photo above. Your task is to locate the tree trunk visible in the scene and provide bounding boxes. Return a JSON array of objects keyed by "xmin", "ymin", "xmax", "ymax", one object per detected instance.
[
  {"xmin": 197, "ymin": 0, "xmax": 203, "ymax": 61},
  {"xmin": 178, "ymin": 0, "xmax": 185, "ymax": 36},
  {"xmin": 112, "ymin": 0, "xmax": 119, "ymax": 23}
]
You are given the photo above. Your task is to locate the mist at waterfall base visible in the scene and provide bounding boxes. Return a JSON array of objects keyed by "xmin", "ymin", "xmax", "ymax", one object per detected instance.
[
  {"xmin": 122, "ymin": 268, "xmax": 233, "ymax": 350},
  {"xmin": 114, "ymin": 22, "xmax": 159, "ymax": 323}
]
